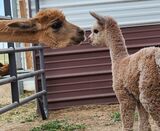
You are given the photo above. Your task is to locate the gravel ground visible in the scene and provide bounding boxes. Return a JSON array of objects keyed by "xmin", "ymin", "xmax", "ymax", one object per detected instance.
[
  {"xmin": 0, "ymin": 101, "xmax": 159, "ymax": 131},
  {"xmin": 0, "ymin": 85, "xmax": 159, "ymax": 131}
]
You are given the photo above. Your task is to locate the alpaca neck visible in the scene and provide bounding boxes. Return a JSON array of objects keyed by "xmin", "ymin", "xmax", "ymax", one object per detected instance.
[
  {"xmin": 0, "ymin": 20, "xmax": 38, "ymax": 43},
  {"xmin": 0, "ymin": 32, "xmax": 38, "ymax": 43},
  {"xmin": 106, "ymin": 25, "xmax": 128, "ymax": 63}
]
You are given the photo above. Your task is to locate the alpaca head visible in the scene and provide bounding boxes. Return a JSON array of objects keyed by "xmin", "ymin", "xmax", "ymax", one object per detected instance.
[
  {"xmin": 89, "ymin": 12, "xmax": 117, "ymax": 47},
  {"xmin": 7, "ymin": 9, "xmax": 85, "ymax": 48}
]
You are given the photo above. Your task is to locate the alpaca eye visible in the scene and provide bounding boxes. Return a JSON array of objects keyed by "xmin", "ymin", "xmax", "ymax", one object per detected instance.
[
  {"xmin": 93, "ymin": 29, "xmax": 99, "ymax": 34},
  {"xmin": 51, "ymin": 21, "xmax": 62, "ymax": 30}
]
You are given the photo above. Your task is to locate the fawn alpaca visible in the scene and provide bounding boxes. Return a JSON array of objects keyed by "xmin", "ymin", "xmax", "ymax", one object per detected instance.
[
  {"xmin": 0, "ymin": 8, "xmax": 84, "ymax": 48},
  {"xmin": 0, "ymin": 9, "xmax": 84, "ymax": 76},
  {"xmin": 89, "ymin": 12, "xmax": 160, "ymax": 131}
]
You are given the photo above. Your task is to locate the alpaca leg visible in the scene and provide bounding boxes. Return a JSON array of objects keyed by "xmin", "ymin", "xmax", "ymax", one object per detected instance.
[
  {"xmin": 140, "ymin": 91, "xmax": 160, "ymax": 128},
  {"xmin": 116, "ymin": 90, "xmax": 136, "ymax": 131},
  {"xmin": 137, "ymin": 102, "xmax": 151, "ymax": 131},
  {"xmin": 139, "ymin": 69, "xmax": 160, "ymax": 127},
  {"xmin": 120, "ymin": 102, "xmax": 136, "ymax": 131}
]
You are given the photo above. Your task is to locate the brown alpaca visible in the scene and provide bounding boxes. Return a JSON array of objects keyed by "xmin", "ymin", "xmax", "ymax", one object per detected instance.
[
  {"xmin": 0, "ymin": 63, "xmax": 9, "ymax": 76},
  {"xmin": 89, "ymin": 12, "xmax": 160, "ymax": 131},
  {"xmin": 0, "ymin": 9, "xmax": 84, "ymax": 48}
]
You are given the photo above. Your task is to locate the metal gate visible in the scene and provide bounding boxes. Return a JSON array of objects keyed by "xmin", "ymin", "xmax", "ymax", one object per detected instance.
[
  {"xmin": 0, "ymin": 45, "xmax": 48, "ymax": 120},
  {"xmin": 0, "ymin": 0, "xmax": 48, "ymax": 120}
]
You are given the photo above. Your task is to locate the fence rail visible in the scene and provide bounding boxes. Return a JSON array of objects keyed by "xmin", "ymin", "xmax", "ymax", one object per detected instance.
[
  {"xmin": 0, "ymin": 90, "xmax": 46, "ymax": 114},
  {"xmin": 0, "ymin": 46, "xmax": 44, "ymax": 54},
  {"xmin": 0, "ymin": 45, "xmax": 48, "ymax": 120}
]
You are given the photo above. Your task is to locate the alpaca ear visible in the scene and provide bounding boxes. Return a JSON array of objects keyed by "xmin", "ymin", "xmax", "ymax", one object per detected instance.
[
  {"xmin": 7, "ymin": 19, "xmax": 39, "ymax": 31},
  {"xmin": 90, "ymin": 12, "xmax": 105, "ymax": 25}
]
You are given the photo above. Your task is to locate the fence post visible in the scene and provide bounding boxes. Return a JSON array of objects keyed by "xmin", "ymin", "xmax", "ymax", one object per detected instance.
[
  {"xmin": 8, "ymin": 46, "xmax": 20, "ymax": 103},
  {"xmin": 4, "ymin": 0, "xmax": 20, "ymax": 103},
  {"xmin": 38, "ymin": 48, "xmax": 48, "ymax": 119}
]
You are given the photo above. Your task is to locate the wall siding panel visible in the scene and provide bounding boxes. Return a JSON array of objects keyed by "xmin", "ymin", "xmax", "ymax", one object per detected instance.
[{"xmin": 30, "ymin": 0, "xmax": 160, "ymax": 28}]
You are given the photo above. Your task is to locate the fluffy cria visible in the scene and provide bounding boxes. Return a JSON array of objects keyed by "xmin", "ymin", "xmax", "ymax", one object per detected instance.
[{"xmin": 89, "ymin": 12, "xmax": 160, "ymax": 131}]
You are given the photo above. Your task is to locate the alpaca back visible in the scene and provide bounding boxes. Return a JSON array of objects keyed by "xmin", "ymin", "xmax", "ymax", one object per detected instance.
[
  {"xmin": 114, "ymin": 47, "xmax": 160, "ymax": 95},
  {"xmin": 155, "ymin": 47, "xmax": 160, "ymax": 69},
  {"xmin": 138, "ymin": 47, "xmax": 160, "ymax": 74}
]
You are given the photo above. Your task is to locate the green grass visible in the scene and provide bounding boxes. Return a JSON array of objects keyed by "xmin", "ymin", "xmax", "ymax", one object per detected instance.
[
  {"xmin": 111, "ymin": 111, "xmax": 139, "ymax": 123},
  {"xmin": 21, "ymin": 113, "xmax": 38, "ymax": 123},
  {"xmin": 31, "ymin": 120, "xmax": 86, "ymax": 131},
  {"xmin": 111, "ymin": 112, "xmax": 121, "ymax": 122}
]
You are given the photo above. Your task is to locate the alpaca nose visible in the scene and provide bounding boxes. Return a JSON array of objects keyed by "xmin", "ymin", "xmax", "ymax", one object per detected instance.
[{"xmin": 78, "ymin": 29, "xmax": 84, "ymax": 36}]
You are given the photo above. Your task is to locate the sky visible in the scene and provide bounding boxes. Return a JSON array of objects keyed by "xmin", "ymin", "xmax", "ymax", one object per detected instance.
[{"xmin": 0, "ymin": 0, "xmax": 4, "ymax": 15}]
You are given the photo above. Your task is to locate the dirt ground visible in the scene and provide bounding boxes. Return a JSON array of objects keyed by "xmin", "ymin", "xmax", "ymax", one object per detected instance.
[
  {"xmin": 0, "ymin": 85, "xmax": 159, "ymax": 131},
  {"xmin": 0, "ymin": 84, "xmax": 11, "ymax": 105},
  {"xmin": 0, "ymin": 100, "xmax": 159, "ymax": 131}
]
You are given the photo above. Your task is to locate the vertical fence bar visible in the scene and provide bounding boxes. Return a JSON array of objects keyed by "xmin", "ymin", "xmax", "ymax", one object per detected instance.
[
  {"xmin": 8, "ymin": 47, "xmax": 19, "ymax": 103},
  {"xmin": 34, "ymin": 0, "xmax": 48, "ymax": 119},
  {"xmin": 28, "ymin": 0, "xmax": 32, "ymax": 17},
  {"xmin": 39, "ymin": 48, "xmax": 48, "ymax": 119},
  {"xmin": 4, "ymin": 0, "xmax": 19, "ymax": 103}
]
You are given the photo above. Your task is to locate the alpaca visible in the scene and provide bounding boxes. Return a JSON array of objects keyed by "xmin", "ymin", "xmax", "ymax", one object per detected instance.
[
  {"xmin": 0, "ymin": 63, "xmax": 9, "ymax": 76},
  {"xmin": 0, "ymin": 9, "xmax": 84, "ymax": 48},
  {"xmin": 89, "ymin": 12, "xmax": 160, "ymax": 131}
]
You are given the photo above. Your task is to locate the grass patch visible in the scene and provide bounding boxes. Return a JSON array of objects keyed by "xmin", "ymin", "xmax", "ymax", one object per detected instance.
[
  {"xmin": 31, "ymin": 120, "xmax": 86, "ymax": 131},
  {"xmin": 111, "ymin": 111, "xmax": 139, "ymax": 123},
  {"xmin": 111, "ymin": 112, "xmax": 121, "ymax": 122},
  {"xmin": 21, "ymin": 113, "xmax": 38, "ymax": 123}
]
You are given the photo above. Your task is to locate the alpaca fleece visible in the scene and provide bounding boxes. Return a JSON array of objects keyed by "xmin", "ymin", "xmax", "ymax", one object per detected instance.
[{"xmin": 89, "ymin": 12, "xmax": 160, "ymax": 131}]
